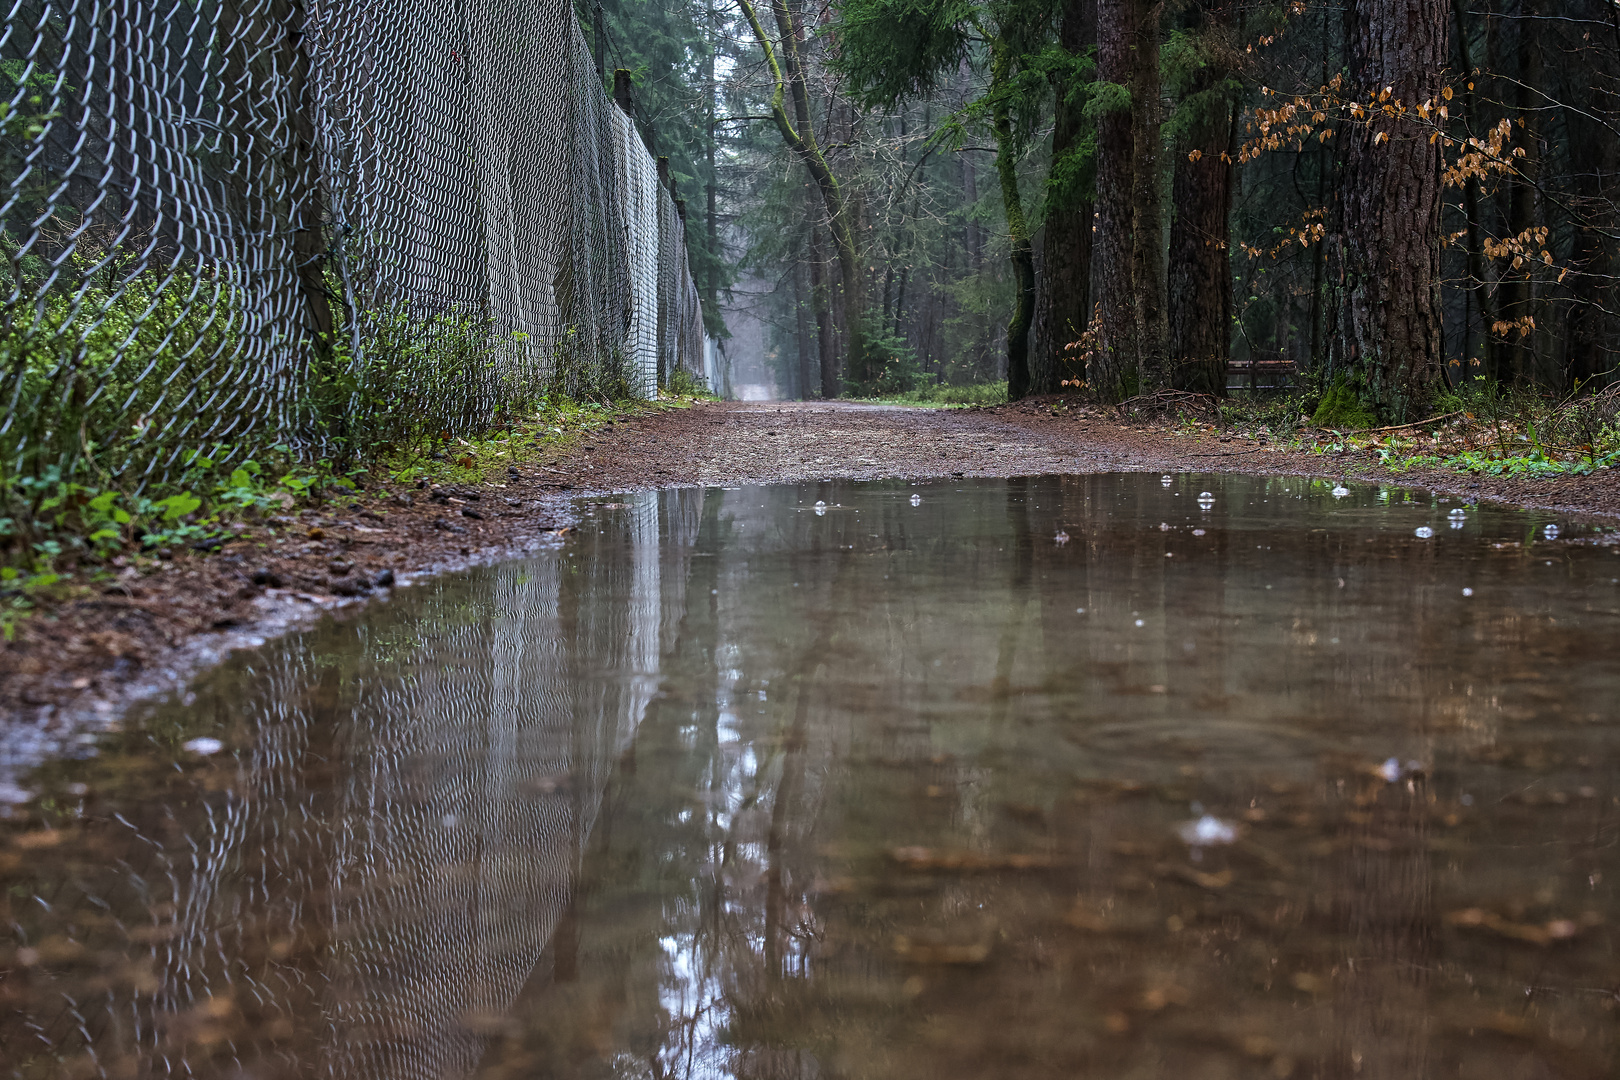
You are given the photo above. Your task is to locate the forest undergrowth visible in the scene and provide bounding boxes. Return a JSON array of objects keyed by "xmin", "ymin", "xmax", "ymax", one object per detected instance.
[
  {"xmin": 0, "ymin": 394, "xmax": 703, "ymax": 641},
  {"xmin": 1120, "ymin": 380, "xmax": 1620, "ymax": 480}
]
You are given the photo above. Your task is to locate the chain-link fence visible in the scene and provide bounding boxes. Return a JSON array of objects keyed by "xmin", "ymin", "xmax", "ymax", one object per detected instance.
[{"xmin": 1, "ymin": 0, "xmax": 712, "ymax": 491}]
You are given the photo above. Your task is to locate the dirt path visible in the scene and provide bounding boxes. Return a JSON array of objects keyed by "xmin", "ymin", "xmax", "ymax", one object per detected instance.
[{"xmin": 5, "ymin": 397, "xmax": 1619, "ymax": 770}]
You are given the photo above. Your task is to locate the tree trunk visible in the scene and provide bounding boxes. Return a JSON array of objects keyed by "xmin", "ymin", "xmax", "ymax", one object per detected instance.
[
  {"xmin": 1558, "ymin": 55, "xmax": 1616, "ymax": 389},
  {"xmin": 704, "ymin": 0, "xmax": 720, "ymax": 325},
  {"xmin": 1093, "ymin": 0, "xmax": 1137, "ymax": 399},
  {"xmin": 1168, "ymin": 103, "xmax": 1232, "ymax": 394},
  {"xmin": 1167, "ymin": 4, "xmax": 1234, "ymax": 396},
  {"xmin": 810, "ymin": 210, "xmax": 839, "ymax": 397},
  {"xmin": 740, "ymin": 0, "xmax": 865, "ymax": 389},
  {"xmin": 991, "ymin": 40, "xmax": 1035, "ymax": 401},
  {"xmin": 1130, "ymin": 0, "xmax": 1170, "ymax": 390},
  {"xmin": 1450, "ymin": 0, "xmax": 1491, "ymax": 382},
  {"xmin": 794, "ymin": 237, "xmax": 816, "ymax": 398},
  {"xmin": 1329, "ymin": 0, "xmax": 1447, "ymax": 419},
  {"xmin": 1498, "ymin": 0, "xmax": 1540, "ymax": 386},
  {"xmin": 1030, "ymin": 0, "xmax": 1096, "ymax": 395}
]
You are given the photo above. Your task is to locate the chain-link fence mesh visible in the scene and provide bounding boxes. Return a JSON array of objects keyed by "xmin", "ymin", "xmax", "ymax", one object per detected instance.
[{"xmin": 2, "ymin": 0, "xmax": 712, "ymax": 491}]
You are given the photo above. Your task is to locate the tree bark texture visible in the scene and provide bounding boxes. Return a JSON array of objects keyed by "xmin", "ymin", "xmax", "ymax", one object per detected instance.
[
  {"xmin": 1329, "ymin": 0, "xmax": 1448, "ymax": 419},
  {"xmin": 1030, "ymin": 0, "xmax": 1096, "ymax": 395},
  {"xmin": 1093, "ymin": 0, "xmax": 1137, "ymax": 400},
  {"xmin": 1167, "ymin": 102, "xmax": 1232, "ymax": 394},
  {"xmin": 1129, "ymin": 0, "xmax": 1170, "ymax": 390},
  {"xmin": 1167, "ymin": 5, "xmax": 1235, "ymax": 396}
]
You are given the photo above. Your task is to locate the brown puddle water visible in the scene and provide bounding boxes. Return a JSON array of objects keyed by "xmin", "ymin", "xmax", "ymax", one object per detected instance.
[{"xmin": 2, "ymin": 475, "xmax": 1618, "ymax": 1079}]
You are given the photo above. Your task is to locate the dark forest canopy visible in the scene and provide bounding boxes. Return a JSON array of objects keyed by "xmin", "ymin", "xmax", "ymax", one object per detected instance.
[{"xmin": 592, "ymin": 0, "xmax": 1620, "ymax": 420}]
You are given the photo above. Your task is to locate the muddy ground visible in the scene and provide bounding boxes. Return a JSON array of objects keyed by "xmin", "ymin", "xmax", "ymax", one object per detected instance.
[{"xmin": 6, "ymin": 397, "xmax": 1619, "ymax": 760}]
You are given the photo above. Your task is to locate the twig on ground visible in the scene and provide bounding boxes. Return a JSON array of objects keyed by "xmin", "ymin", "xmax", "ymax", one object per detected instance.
[{"xmin": 1323, "ymin": 410, "xmax": 1464, "ymax": 436}]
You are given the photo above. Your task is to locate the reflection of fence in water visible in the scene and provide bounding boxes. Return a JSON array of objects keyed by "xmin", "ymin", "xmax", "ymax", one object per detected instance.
[
  {"xmin": 3, "ymin": 490, "xmax": 700, "ymax": 1078},
  {"xmin": 1, "ymin": 0, "xmax": 712, "ymax": 486}
]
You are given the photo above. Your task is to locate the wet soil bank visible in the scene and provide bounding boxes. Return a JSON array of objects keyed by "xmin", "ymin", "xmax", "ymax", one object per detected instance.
[{"xmin": 5, "ymin": 397, "xmax": 1619, "ymax": 753}]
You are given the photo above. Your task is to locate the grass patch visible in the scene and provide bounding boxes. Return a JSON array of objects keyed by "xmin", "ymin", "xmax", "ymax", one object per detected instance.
[
  {"xmin": 0, "ymin": 392, "xmax": 695, "ymax": 639},
  {"xmin": 851, "ymin": 381, "xmax": 1009, "ymax": 408},
  {"xmin": 380, "ymin": 394, "xmax": 671, "ymax": 488}
]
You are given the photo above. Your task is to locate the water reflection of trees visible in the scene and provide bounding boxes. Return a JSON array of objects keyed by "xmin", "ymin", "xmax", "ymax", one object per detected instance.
[
  {"xmin": 476, "ymin": 477, "xmax": 1618, "ymax": 1080},
  {"xmin": 4, "ymin": 478, "xmax": 1616, "ymax": 1079}
]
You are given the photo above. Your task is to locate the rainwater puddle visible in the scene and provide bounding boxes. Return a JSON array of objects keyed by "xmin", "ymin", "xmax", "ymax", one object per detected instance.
[{"xmin": 3, "ymin": 474, "xmax": 1618, "ymax": 1079}]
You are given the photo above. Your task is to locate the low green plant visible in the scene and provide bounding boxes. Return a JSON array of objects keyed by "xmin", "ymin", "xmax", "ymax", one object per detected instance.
[
  {"xmin": 1312, "ymin": 375, "xmax": 1378, "ymax": 429},
  {"xmin": 1380, "ymin": 445, "xmax": 1620, "ymax": 478},
  {"xmin": 666, "ymin": 368, "xmax": 716, "ymax": 399}
]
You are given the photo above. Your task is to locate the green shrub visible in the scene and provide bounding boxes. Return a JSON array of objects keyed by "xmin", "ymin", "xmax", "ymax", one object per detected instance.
[{"xmin": 666, "ymin": 367, "xmax": 714, "ymax": 398}]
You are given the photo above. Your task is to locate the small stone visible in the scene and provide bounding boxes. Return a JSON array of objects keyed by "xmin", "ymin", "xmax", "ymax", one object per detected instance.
[
  {"xmin": 461, "ymin": 507, "xmax": 484, "ymax": 520},
  {"xmin": 374, "ymin": 568, "xmax": 396, "ymax": 589}
]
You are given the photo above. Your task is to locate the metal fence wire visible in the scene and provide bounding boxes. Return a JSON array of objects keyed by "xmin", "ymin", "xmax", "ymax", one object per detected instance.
[{"xmin": 1, "ymin": 0, "xmax": 711, "ymax": 489}]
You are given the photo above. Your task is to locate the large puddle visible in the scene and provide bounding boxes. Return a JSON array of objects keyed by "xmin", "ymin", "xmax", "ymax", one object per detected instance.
[{"xmin": 3, "ymin": 475, "xmax": 1618, "ymax": 1079}]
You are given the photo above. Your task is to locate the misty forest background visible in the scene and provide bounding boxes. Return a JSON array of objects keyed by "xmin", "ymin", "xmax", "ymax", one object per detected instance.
[{"xmin": 596, "ymin": 0, "xmax": 1620, "ymax": 419}]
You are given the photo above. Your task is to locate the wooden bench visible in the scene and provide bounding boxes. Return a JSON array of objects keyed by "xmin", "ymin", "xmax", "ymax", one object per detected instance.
[{"xmin": 1226, "ymin": 357, "xmax": 1297, "ymax": 393}]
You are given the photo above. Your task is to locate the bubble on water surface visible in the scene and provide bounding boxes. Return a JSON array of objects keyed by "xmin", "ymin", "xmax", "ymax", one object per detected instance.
[
  {"xmin": 1134, "ymin": 618, "xmax": 1145, "ymax": 627},
  {"xmin": 1176, "ymin": 814, "xmax": 1238, "ymax": 847},
  {"xmin": 909, "ymin": 494, "xmax": 921, "ymax": 506},
  {"xmin": 1414, "ymin": 526, "xmax": 1435, "ymax": 538},
  {"xmin": 1462, "ymin": 587, "xmax": 1474, "ymax": 597},
  {"xmin": 1192, "ymin": 528, "xmax": 1206, "ymax": 536},
  {"xmin": 1161, "ymin": 475, "xmax": 1173, "ymax": 486},
  {"xmin": 814, "ymin": 501, "xmax": 827, "ymax": 516},
  {"xmin": 1544, "ymin": 523, "xmax": 1560, "ymax": 539},
  {"xmin": 1054, "ymin": 530, "xmax": 1070, "ymax": 545},
  {"xmin": 1331, "ymin": 485, "xmax": 1351, "ymax": 498},
  {"xmin": 182, "ymin": 737, "xmax": 223, "ymax": 756},
  {"xmin": 1197, "ymin": 492, "xmax": 1215, "ymax": 509}
]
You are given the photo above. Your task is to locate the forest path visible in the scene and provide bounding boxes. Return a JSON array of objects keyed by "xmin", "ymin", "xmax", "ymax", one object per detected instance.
[{"xmin": 6, "ymin": 397, "xmax": 1618, "ymax": 735}]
